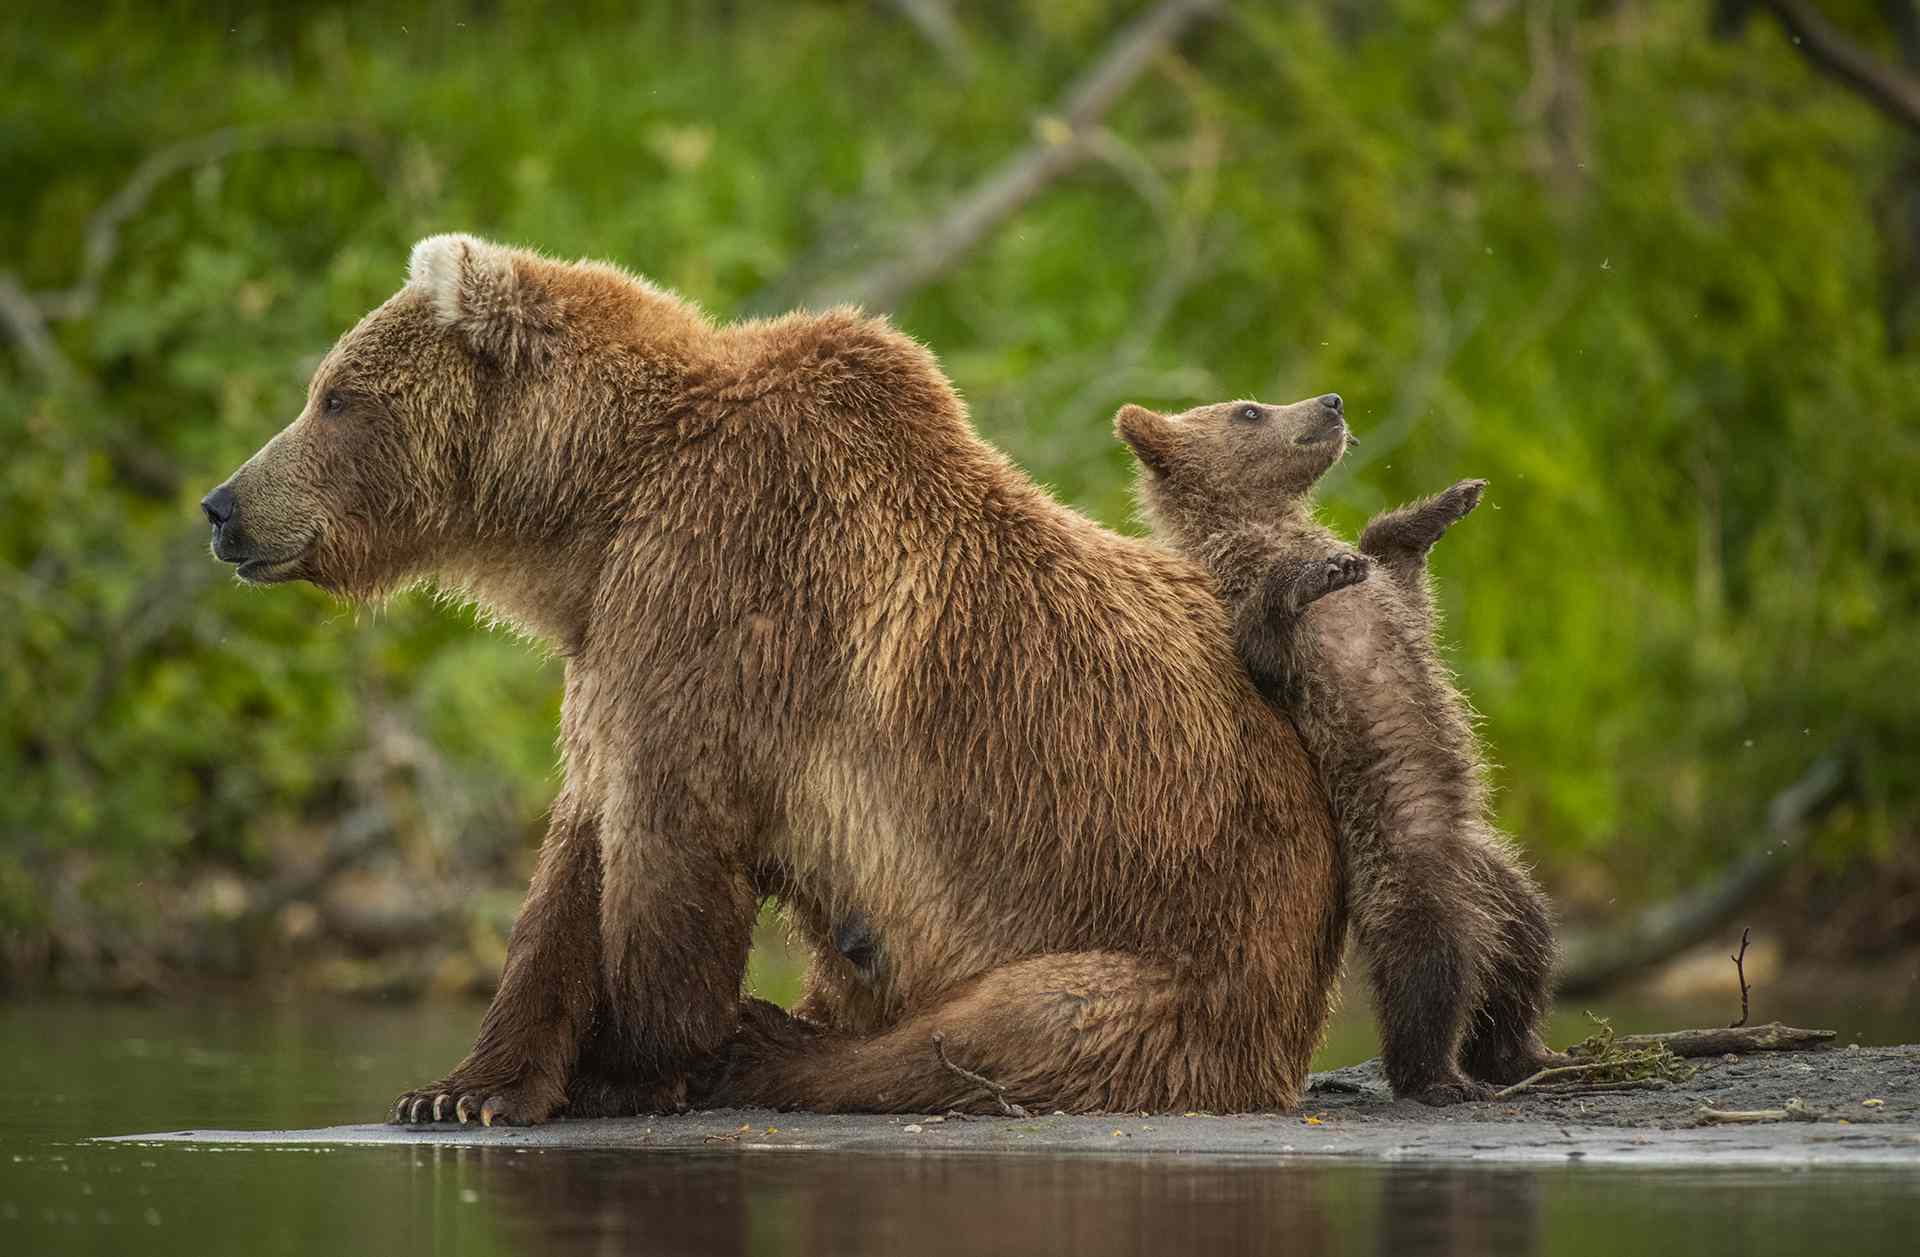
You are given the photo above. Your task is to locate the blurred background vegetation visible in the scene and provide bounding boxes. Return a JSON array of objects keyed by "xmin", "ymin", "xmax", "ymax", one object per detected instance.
[{"xmin": 2, "ymin": 0, "xmax": 1916, "ymax": 1013}]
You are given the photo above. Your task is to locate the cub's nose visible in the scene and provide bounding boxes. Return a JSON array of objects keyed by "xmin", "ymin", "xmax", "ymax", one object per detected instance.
[
  {"xmin": 201, "ymin": 484, "xmax": 236, "ymax": 529},
  {"xmin": 1318, "ymin": 393, "xmax": 1343, "ymax": 415}
]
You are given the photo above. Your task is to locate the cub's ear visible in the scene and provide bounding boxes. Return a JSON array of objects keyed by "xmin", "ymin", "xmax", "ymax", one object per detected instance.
[
  {"xmin": 1114, "ymin": 404, "xmax": 1180, "ymax": 476},
  {"xmin": 407, "ymin": 234, "xmax": 555, "ymax": 366}
]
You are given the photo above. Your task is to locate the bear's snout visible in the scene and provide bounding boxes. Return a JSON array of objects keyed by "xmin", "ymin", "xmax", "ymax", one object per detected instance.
[
  {"xmin": 201, "ymin": 484, "xmax": 236, "ymax": 530},
  {"xmin": 201, "ymin": 481, "xmax": 261, "ymax": 566}
]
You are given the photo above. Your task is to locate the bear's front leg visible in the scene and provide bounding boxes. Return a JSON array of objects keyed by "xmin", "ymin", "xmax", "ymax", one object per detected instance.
[
  {"xmin": 593, "ymin": 786, "xmax": 761, "ymax": 1100},
  {"xmin": 393, "ymin": 787, "xmax": 601, "ymax": 1125}
]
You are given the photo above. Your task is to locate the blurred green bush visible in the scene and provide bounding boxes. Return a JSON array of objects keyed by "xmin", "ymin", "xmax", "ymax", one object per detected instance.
[{"xmin": 1, "ymin": 1, "xmax": 1915, "ymax": 972}]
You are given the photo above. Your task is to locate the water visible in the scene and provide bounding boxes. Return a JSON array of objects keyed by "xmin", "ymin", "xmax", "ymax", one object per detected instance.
[{"xmin": 3, "ymin": 998, "xmax": 1915, "ymax": 1256}]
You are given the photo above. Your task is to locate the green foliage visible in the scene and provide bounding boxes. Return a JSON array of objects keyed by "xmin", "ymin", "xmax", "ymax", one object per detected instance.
[{"xmin": 2, "ymin": 0, "xmax": 1915, "ymax": 946}]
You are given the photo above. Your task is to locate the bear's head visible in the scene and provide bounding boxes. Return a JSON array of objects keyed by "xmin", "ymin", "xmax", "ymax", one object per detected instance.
[
  {"xmin": 1114, "ymin": 394, "xmax": 1351, "ymax": 538},
  {"xmin": 200, "ymin": 235, "xmax": 705, "ymax": 628}
]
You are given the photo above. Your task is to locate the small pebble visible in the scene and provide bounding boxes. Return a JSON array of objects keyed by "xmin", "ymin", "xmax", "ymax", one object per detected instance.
[{"xmin": 903, "ymin": 1124, "xmax": 923, "ymax": 1134}]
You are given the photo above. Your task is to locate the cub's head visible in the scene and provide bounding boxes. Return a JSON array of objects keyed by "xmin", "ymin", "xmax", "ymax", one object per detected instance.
[
  {"xmin": 200, "ymin": 235, "xmax": 693, "ymax": 604},
  {"xmin": 1114, "ymin": 394, "xmax": 1351, "ymax": 538}
]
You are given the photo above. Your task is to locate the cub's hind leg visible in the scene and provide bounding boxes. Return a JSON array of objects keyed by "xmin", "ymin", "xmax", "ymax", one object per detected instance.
[
  {"xmin": 1458, "ymin": 843, "xmax": 1565, "ymax": 1086},
  {"xmin": 1356, "ymin": 870, "xmax": 1495, "ymax": 1105}
]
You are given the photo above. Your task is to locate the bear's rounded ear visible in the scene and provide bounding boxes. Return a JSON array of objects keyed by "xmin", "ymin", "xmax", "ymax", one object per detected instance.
[
  {"xmin": 407, "ymin": 234, "xmax": 554, "ymax": 366},
  {"xmin": 1114, "ymin": 404, "xmax": 1179, "ymax": 476}
]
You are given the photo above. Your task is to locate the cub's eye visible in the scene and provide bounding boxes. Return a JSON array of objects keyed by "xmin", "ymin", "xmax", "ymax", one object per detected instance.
[
  {"xmin": 1236, "ymin": 404, "xmax": 1262, "ymax": 422},
  {"xmin": 322, "ymin": 390, "xmax": 347, "ymax": 416}
]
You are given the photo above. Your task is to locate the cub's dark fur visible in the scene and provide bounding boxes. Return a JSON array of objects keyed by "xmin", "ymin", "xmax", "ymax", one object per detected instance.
[{"xmin": 1115, "ymin": 395, "xmax": 1561, "ymax": 1103}]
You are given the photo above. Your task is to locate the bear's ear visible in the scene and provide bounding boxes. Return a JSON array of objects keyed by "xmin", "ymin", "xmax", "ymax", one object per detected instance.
[
  {"xmin": 407, "ymin": 234, "xmax": 555, "ymax": 366},
  {"xmin": 1114, "ymin": 404, "xmax": 1180, "ymax": 477}
]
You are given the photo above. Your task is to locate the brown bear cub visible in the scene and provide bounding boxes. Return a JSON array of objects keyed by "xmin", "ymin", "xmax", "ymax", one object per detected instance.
[{"xmin": 1115, "ymin": 395, "xmax": 1561, "ymax": 1104}]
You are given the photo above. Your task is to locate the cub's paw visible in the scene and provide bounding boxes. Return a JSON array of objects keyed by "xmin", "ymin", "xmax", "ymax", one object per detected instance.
[
  {"xmin": 391, "ymin": 1077, "xmax": 560, "ymax": 1127},
  {"xmin": 1468, "ymin": 1047, "xmax": 1573, "ymax": 1087},
  {"xmin": 1436, "ymin": 479, "xmax": 1488, "ymax": 522},
  {"xmin": 1410, "ymin": 1076, "xmax": 1497, "ymax": 1106},
  {"xmin": 1292, "ymin": 553, "xmax": 1370, "ymax": 611}
]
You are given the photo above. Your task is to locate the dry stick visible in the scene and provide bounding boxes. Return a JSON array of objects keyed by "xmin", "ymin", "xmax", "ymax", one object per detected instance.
[
  {"xmin": 1492, "ymin": 1057, "xmax": 1669, "ymax": 1100},
  {"xmin": 931, "ymin": 1031, "xmax": 1030, "ymax": 1118},
  {"xmin": 1557, "ymin": 755, "xmax": 1849, "ymax": 996},
  {"xmin": 1759, "ymin": 0, "xmax": 1920, "ymax": 135},
  {"xmin": 1729, "ymin": 926, "xmax": 1753, "ymax": 1028},
  {"xmin": 1527, "ymin": 1079, "xmax": 1670, "ymax": 1096},
  {"xmin": 804, "ymin": 0, "xmax": 1223, "ymax": 312}
]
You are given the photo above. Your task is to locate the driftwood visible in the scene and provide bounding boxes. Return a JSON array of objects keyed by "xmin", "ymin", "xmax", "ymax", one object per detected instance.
[
  {"xmin": 1556, "ymin": 755, "xmax": 1850, "ymax": 995},
  {"xmin": 1588, "ymin": 1023, "xmax": 1837, "ymax": 1059},
  {"xmin": 1698, "ymin": 1097, "xmax": 1822, "ymax": 1124}
]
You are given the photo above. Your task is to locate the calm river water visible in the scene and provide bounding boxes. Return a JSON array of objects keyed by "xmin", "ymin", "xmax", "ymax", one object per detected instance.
[{"xmin": 3, "ymin": 996, "xmax": 1915, "ymax": 1256}]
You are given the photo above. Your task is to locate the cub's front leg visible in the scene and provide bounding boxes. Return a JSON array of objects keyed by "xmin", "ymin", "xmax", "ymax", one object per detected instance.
[{"xmin": 1358, "ymin": 478, "xmax": 1487, "ymax": 598}]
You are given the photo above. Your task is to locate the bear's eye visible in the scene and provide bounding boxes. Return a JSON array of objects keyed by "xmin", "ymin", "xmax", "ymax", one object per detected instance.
[
  {"xmin": 322, "ymin": 390, "xmax": 347, "ymax": 416},
  {"xmin": 1236, "ymin": 404, "xmax": 1262, "ymax": 423}
]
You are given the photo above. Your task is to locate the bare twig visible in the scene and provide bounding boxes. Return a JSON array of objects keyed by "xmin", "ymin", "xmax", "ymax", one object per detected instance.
[
  {"xmin": 1758, "ymin": 0, "xmax": 1920, "ymax": 135},
  {"xmin": 931, "ymin": 1030, "xmax": 1030, "ymax": 1118},
  {"xmin": 1, "ymin": 125, "xmax": 388, "ymax": 381},
  {"xmin": 1557, "ymin": 755, "xmax": 1850, "ymax": 995},
  {"xmin": 804, "ymin": 0, "xmax": 1222, "ymax": 311},
  {"xmin": 0, "ymin": 273, "xmax": 74, "ymax": 382},
  {"xmin": 1729, "ymin": 927, "xmax": 1753, "ymax": 1027}
]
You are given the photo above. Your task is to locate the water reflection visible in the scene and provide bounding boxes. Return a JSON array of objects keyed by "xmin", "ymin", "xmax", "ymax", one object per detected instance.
[{"xmin": 454, "ymin": 1146, "xmax": 1537, "ymax": 1257}]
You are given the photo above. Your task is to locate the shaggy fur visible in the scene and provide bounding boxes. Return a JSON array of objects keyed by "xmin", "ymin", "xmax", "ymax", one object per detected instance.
[
  {"xmin": 201, "ymin": 235, "xmax": 1348, "ymax": 1122},
  {"xmin": 1114, "ymin": 397, "xmax": 1561, "ymax": 1104}
]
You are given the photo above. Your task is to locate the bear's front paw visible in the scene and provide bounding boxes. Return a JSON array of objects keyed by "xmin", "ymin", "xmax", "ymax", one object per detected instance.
[{"xmin": 391, "ymin": 1075, "xmax": 562, "ymax": 1127}]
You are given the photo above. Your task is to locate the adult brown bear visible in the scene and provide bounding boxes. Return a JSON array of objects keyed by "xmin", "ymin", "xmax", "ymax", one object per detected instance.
[{"xmin": 201, "ymin": 235, "xmax": 1345, "ymax": 1123}]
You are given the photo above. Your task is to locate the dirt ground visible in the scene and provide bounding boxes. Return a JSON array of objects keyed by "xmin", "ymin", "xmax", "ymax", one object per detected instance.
[{"xmin": 110, "ymin": 1043, "xmax": 1920, "ymax": 1167}]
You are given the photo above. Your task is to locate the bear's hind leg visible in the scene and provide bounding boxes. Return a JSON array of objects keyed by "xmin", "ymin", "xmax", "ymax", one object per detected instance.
[
  {"xmin": 713, "ymin": 951, "xmax": 1305, "ymax": 1115},
  {"xmin": 393, "ymin": 789, "xmax": 601, "ymax": 1126}
]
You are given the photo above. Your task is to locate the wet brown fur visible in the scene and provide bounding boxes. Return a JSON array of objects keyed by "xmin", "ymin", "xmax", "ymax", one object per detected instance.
[
  {"xmin": 204, "ymin": 236, "xmax": 1348, "ymax": 1121},
  {"xmin": 1115, "ymin": 398, "xmax": 1561, "ymax": 1104}
]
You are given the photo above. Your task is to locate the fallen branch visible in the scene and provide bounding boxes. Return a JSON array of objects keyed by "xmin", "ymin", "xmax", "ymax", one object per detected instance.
[
  {"xmin": 931, "ymin": 1030, "xmax": 1030, "ymax": 1118},
  {"xmin": 803, "ymin": 0, "xmax": 1222, "ymax": 311},
  {"xmin": 1557, "ymin": 755, "xmax": 1850, "ymax": 995},
  {"xmin": 1698, "ymin": 1097, "xmax": 1821, "ymax": 1124},
  {"xmin": 1587, "ymin": 1023, "xmax": 1837, "ymax": 1059}
]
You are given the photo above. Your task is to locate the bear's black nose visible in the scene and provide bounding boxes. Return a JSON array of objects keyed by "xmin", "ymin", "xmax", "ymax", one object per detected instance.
[
  {"xmin": 1318, "ymin": 393, "xmax": 1343, "ymax": 414},
  {"xmin": 201, "ymin": 484, "xmax": 236, "ymax": 529}
]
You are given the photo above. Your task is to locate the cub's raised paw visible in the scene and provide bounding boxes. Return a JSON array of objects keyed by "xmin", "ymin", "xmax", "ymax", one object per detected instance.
[
  {"xmin": 1292, "ymin": 553, "xmax": 1370, "ymax": 611},
  {"xmin": 1437, "ymin": 479, "xmax": 1488, "ymax": 522},
  {"xmin": 391, "ymin": 1079, "xmax": 559, "ymax": 1127}
]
